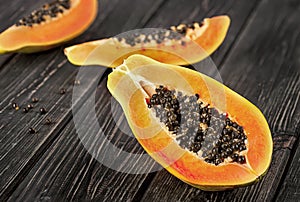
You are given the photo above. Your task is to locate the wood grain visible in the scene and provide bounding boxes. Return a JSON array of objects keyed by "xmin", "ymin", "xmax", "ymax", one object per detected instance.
[
  {"xmin": 0, "ymin": 0, "xmax": 49, "ymax": 32},
  {"xmin": 0, "ymin": 0, "xmax": 120, "ymax": 199},
  {"xmin": 8, "ymin": 79, "xmax": 160, "ymax": 201},
  {"xmin": 0, "ymin": 0, "xmax": 298, "ymax": 201},
  {"xmin": 141, "ymin": 0, "xmax": 300, "ymax": 201},
  {"xmin": 276, "ymin": 126, "xmax": 300, "ymax": 202},
  {"xmin": 3, "ymin": 0, "xmax": 262, "ymax": 201},
  {"xmin": 0, "ymin": 0, "xmax": 50, "ymax": 67},
  {"xmin": 219, "ymin": 0, "xmax": 300, "ymax": 134},
  {"xmin": 145, "ymin": 0, "xmax": 261, "ymax": 66},
  {"xmin": 0, "ymin": 0, "xmax": 166, "ymax": 200},
  {"xmin": 141, "ymin": 137, "xmax": 296, "ymax": 202}
]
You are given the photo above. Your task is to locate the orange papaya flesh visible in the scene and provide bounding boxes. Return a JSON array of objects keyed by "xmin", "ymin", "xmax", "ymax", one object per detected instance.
[
  {"xmin": 0, "ymin": 0, "xmax": 98, "ymax": 53},
  {"xmin": 64, "ymin": 15, "xmax": 230, "ymax": 67},
  {"xmin": 107, "ymin": 54, "xmax": 273, "ymax": 190}
]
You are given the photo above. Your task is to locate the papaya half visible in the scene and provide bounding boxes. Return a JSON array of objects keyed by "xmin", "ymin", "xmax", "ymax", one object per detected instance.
[
  {"xmin": 107, "ymin": 54, "xmax": 273, "ymax": 190},
  {"xmin": 64, "ymin": 15, "xmax": 230, "ymax": 67},
  {"xmin": 0, "ymin": 0, "xmax": 98, "ymax": 53}
]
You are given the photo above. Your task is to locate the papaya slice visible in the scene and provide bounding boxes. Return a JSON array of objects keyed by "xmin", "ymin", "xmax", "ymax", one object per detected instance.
[
  {"xmin": 0, "ymin": 0, "xmax": 98, "ymax": 53},
  {"xmin": 64, "ymin": 15, "xmax": 230, "ymax": 67},
  {"xmin": 107, "ymin": 54, "xmax": 273, "ymax": 190}
]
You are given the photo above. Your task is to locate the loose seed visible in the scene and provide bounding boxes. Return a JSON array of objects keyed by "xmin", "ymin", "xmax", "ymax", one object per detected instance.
[
  {"xmin": 23, "ymin": 107, "xmax": 29, "ymax": 113},
  {"xmin": 45, "ymin": 117, "xmax": 52, "ymax": 125},
  {"xmin": 12, "ymin": 102, "xmax": 19, "ymax": 110},
  {"xmin": 27, "ymin": 104, "xmax": 34, "ymax": 109},
  {"xmin": 28, "ymin": 127, "xmax": 37, "ymax": 134},
  {"xmin": 74, "ymin": 80, "xmax": 81, "ymax": 85},
  {"xmin": 40, "ymin": 107, "xmax": 47, "ymax": 115},
  {"xmin": 60, "ymin": 88, "xmax": 66, "ymax": 94},
  {"xmin": 32, "ymin": 97, "xmax": 39, "ymax": 103}
]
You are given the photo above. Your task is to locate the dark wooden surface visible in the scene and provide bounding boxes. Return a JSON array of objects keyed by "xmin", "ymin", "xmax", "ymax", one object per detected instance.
[{"xmin": 0, "ymin": 0, "xmax": 299, "ymax": 201}]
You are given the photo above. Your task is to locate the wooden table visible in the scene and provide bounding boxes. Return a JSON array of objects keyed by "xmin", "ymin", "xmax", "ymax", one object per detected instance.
[{"xmin": 0, "ymin": 0, "xmax": 299, "ymax": 201}]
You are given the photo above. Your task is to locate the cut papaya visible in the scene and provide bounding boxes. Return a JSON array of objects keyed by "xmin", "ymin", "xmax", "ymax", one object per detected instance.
[
  {"xmin": 64, "ymin": 15, "xmax": 230, "ymax": 67},
  {"xmin": 0, "ymin": 0, "xmax": 98, "ymax": 53},
  {"xmin": 107, "ymin": 54, "xmax": 273, "ymax": 190}
]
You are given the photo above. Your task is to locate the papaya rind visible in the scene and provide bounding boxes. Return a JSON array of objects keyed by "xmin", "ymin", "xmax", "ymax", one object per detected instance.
[
  {"xmin": 64, "ymin": 15, "xmax": 230, "ymax": 67},
  {"xmin": 0, "ymin": 0, "xmax": 98, "ymax": 53},
  {"xmin": 107, "ymin": 54, "xmax": 272, "ymax": 190}
]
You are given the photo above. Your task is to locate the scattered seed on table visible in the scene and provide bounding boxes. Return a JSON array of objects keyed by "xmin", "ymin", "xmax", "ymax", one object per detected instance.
[
  {"xmin": 74, "ymin": 80, "xmax": 81, "ymax": 85},
  {"xmin": 28, "ymin": 127, "xmax": 37, "ymax": 134},
  {"xmin": 40, "ymin": 107, "xmax": 47, "ymax": 115},
  {"xmin": 23, "ymin": 107, "xmax": 29, "ymax": 113},
  {"xmin": 45, "ymin": 117, "xmax": 52, "ymax": 125},
  {"xmin": 12, "ymin": 102, "xmax": 19, "ymax": 110},
  {"xmin": 31, "ymin": 97, "xmax": 39, "ymax": 103},
  {"xmin": 27, "ymin": 104, "xmax": 34, "ymax": 109},
  {"xmin": 60, "ymin": 88, "xmax": 66, "ymax": 94}
]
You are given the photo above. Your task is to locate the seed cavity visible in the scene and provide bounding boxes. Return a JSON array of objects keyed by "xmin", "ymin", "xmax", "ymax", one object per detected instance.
[
  {"xmin": 114, "ymin": 21, "xmax": 204, "ymax": 47},
  {"xmin": 114, "ymin": 29, "xmax": 185, "ymax": 47},
  {"xmin": 170, "ymin": 22, "xmax": 204, "ymax": 35},
  {"xmin": 147, "ymin": 85, "xmax": 248, "ymax": 166},
  {"xmin": 15, "ymin": 0, "xmax": 71, "ymax": 27}
]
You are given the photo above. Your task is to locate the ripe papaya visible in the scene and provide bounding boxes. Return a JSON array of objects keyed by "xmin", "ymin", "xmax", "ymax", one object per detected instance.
[
  {"xmin": 107, "ymin": 54, "xmax": 273, "ymax": 190},
  {"xmin": 64, "ymin": 15, "xmax": 230, "ymax": 67},
  {"xmin": 0, "ymin": 0, "xmax": 98, "ymax": 53}
]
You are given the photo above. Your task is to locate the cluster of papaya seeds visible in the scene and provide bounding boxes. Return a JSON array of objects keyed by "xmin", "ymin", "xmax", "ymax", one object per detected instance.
[
  {"xmin": 0, "ymin": 1, "xmax": 273, "ymax": 191},
  {"xmin": 106, "ymin": 54, "xmax": 273, "ymax": 191},
  {"xmin": 64, "ymin": 15, "xmax": 231, "ymax": 67}
]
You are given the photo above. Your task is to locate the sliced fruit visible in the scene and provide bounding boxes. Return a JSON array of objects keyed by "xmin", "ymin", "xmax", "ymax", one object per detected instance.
[
  {"xmin": 0, "ymin": 0, "xmax": 98, "ymax": 53},
  {"xmin": 107, "ymin": 54, "xmax": 273, "ymax": 190},
  {"xmin": 64, "ymin": 15, "xmax": 230, "ymax": 67}
]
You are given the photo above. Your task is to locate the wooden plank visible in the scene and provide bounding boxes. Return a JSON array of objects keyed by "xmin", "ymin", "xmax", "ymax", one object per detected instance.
[
  {"xmin": 276, "ymin": 127, "xmax": 300, "ymax": 202},
  {"xmin": 0, "ymin": 0, "xmax": 48, "ymax": 32},
  {"xmin": 219, "ymin": 2, "xmax": 300, "ymax": 134},
  {"xmin": 66, "ymin": 0, "xmax": 167, "ymax": 42},
  {"xmin": 0, "ymin": 0, "xmax": 167, "ymax": 200},
  {"xmin": 0, "ymin": 0, "xmax": 121, "ymax": 199},
  {"xmin": 2, "ymin": 0, "xmax": 298, "ymax": 200},
  {"xmin": 145, "ymin": 0, "xmax": 261, "ymax": 66},
  {"xmin": 3, "ymin": 0, "xmax": 264, "ymax": 201},
  {"xmin": 141, "ymin": 135, "xmax": 297, "ymax": 202},
  {"xmin": 0, "ymin": 0, "xmax": 49, "ymax": 67},
  {"xmin": 8, "ymin": 79, "xmax": 160, "ymax": 201},
  {"xmin": 141, "ymin": 0, "xmax": 300, "ymax": 201}
]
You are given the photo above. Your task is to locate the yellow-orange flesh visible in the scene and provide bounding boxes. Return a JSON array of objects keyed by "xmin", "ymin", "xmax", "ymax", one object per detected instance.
[
  {"xmin": 64, "ymin": 15, "xmax": 230, "ymax": 67},
  {"xmin": 107, "ymin": 54, "xmax": 273, "ymax": 190},
  {"xmin": 0, "ymin": 0, "xmax": 97, "ymax": 53}
]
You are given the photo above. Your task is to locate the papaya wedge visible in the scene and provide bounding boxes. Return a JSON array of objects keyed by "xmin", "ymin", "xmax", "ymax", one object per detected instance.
[
  {"xmin": 0, "ymin": 0, "xmax": 98, "ymax": 53},
  {"xmin": 107, "ymin": 54, "xmax": 273, "ymax": 190},
  {"xmin": 64, "ymin": 15, "xmax": 230, "ymax": 67}
]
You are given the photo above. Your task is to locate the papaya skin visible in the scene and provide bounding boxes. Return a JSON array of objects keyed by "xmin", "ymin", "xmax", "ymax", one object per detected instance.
[
  {"xmin": 64, "ymin": 15, "xmax": 230, "ymax": 67},
  {"xmin": 0, "ymin": 0, "xmax": 98, "ymax": 53},
  {"xmin": 107, "ymin": 54, "xmax": 273, "ymax": 190}
]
